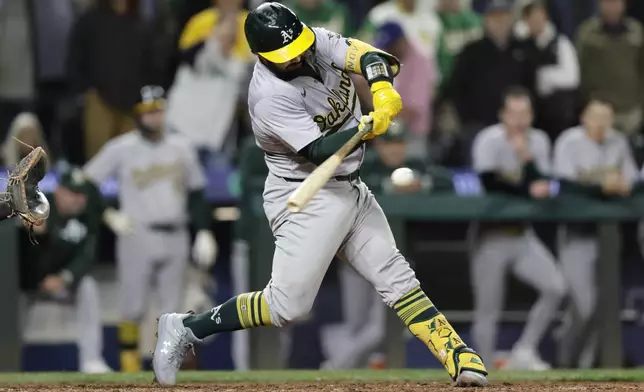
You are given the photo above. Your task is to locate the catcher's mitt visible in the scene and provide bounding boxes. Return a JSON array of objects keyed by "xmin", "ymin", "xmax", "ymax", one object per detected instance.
[{"xmin": 6, "ymin": 146, "xmax": 49, "ymax": 227}]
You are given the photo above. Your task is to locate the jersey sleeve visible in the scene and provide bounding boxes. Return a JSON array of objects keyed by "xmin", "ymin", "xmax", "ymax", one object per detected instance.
[
  {"xmin": 253, "ymin": 95, "xmax": 321, "ymax": 153},
  {"xmin": 83, "ymin": 139, "xmax": 121, "ymax": 184},
  {"xmin": 312, "ymin": 27, "xmax": 351, "ymax": 69},
  {"xmin": 472, "ymin": 131, "xmax": 498, "ymax": 173},
  {"xmin": 553, "ymin": 134, "xmax": 577, "ymax": 180},
  {"xmin": 619, "ymin": 136, "xmax": 639, "ymax": 184}
]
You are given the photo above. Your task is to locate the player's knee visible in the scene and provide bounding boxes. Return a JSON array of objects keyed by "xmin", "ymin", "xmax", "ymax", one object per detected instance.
[
  {"xmin": 269, "ymin": 299, "xmax": 313, "ymax": 326},
  {"xmin": 279, "ymin": 301, "xmax": 313, "ymax": 325},
  {"xmin": 576, "ymin": 291, "xmax": 597, "ymax": 321},
  {"xmin": 542, "ymin": 274, "xmax": 566, "ymax": 302},
  {"xmin": 76, "ymin": 276, "xmax": 98, "ymax": 296},
  {"xmin": 264, "ymin": 283, "xmax": 315, "ymax": 326}
]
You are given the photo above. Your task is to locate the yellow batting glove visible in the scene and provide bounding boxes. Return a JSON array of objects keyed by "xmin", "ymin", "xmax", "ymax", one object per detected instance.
[
  {"xmin": 359, "ymin": 111, "xmax": 391, "ymax": 140},
  {"xmin": 371, "ymin": 81, "xmax": 403, "ymax": 120}
]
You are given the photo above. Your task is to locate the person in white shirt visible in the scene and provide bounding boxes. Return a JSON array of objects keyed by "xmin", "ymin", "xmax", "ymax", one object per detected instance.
[{"xmin": 165, "ymin": 1, "xmax": 254, "ymax": 162}]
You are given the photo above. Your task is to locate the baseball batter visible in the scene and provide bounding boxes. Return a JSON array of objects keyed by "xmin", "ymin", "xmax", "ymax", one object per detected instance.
[
  {"xmin": 553, "ymin": 100, "xmax": 637, "ymax": 367},
  {"xmin": 471, "ymin": 87, "xmax": 565, "ymax": 370},
  {"xmin": 83, "ymin": 86, "xmax": 217, "ymax": 372},
  {"xmin": 153, "ymin": 3, "xmax": 487, "ymax": 387}
]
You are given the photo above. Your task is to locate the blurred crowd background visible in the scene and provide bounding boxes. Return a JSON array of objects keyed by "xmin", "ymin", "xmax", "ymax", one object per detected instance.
[
  {"xmin": 4, "ymin": 0, "xmax": 644, "ymax": 375},
  {"xmin": 3, "ymin": 0, "xmax": 644, "ymax": 166}
]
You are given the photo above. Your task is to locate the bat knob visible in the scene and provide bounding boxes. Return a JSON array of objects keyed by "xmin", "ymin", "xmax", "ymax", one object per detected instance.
[{"xmin": 287, "ymin": 200, "xmax": 301, "ymax": 213}]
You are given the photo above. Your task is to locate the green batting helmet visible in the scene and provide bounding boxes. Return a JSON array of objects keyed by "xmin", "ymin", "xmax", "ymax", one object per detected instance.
[{"xmin": 244, "ymin": 2, "xmax": 315, "ymax": 64}]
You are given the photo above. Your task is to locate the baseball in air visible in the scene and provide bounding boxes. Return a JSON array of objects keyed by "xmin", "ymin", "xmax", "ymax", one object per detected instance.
[{"xmin": 391, "ymin": 167, "xmax": 415, "ymax": 187}]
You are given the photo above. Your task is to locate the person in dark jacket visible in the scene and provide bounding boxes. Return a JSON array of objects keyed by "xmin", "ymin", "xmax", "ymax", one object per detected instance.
[
  {"xmin": 20, "ymin": 166, "xmax": 110, "ymax": 373},
  {"xmin": 67, "ymin": 0, "xmax": 168, "ymax": 160},
  {"xmin": 447, "ymin": 0, "xmax": 537, "ymax": 165},
  {"xmin": 576, "ymin": 0, "xmax": 644, "ymax": 136},
  {"xmin": 516, "ymin": 0, "xmax": 580, "ymax": 142}
]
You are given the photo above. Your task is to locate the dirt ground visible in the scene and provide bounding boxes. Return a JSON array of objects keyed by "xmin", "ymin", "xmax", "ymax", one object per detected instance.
[{"xmin": 2, "ymin": 382, "xmax": 642, "ymax": 392}]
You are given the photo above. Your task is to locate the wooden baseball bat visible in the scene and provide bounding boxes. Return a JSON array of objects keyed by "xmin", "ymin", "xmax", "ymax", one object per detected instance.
[{"xmin": 287, "ymin": 123, "xmax": 372, "ymax": 213}]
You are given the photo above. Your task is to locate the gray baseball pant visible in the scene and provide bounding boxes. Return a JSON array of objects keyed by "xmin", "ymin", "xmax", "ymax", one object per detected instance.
[
  {"xmin": 117, "ymin": 229, "xmax": 189, "ymax": 321},
  {"xmin": 557, "ymin": 228, "xmax": 598, "ymax": 367},
  {"xmin": 261, "ymin": 173, "xmax": 419, "ymax": 328},
  {"xmin": 470, "ymin": 229, "xmax": 566, "ymax": 363}
]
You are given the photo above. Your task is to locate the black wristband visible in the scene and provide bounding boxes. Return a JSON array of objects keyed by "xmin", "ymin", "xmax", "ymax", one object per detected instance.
[{"xmin": 360, "ymin": 52, "xmax": 394, "ymax": 86}]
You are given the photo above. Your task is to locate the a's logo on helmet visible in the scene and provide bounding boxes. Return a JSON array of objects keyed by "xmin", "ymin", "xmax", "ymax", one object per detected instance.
[{"xmin": 281, "ymin": 29, "xmax": 294, "ymax": 44}]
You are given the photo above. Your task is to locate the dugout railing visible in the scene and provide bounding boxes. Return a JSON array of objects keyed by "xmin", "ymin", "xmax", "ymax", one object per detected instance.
[{"xmin": 243, "ymin": 191, "xmax": 639, "ymax": 369}]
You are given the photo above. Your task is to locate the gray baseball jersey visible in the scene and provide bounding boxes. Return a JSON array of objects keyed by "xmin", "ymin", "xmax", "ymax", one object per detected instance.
[
  {"xmin": 248, "ymin": 27, "xmax": 363, "ymax": 179},
  {"xmin": 245, "ymin": 27, "xmax": 420, "ymax": 329},
  {"xmin": 83, "ymin": 131, "xmax": 206, "ymax": 225},
  {"xmin": 472, "ymin": 124, "xmax": 551, "ymax": 180},
  {"xmin": 553, "ymin": 126, "xmax": 638, "ymax": 184}
]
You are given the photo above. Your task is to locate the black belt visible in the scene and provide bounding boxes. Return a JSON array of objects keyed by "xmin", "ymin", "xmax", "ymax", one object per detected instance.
[
  {"xmin": 149, "ymin": 223, "xmax": 185, "ymax": 233},
  {"xmin": 281, "ymin": 170, "xmax": 360, "ymax": 183}
]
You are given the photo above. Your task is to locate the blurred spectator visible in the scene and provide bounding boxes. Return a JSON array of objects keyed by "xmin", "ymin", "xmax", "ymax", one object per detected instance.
[
  {"xmin": 288, "ymin": 0, "xmax": 351, "ymax": 35},
  {"xmin": 68, "ymin": 0, "xmax": 169, "ymax": 160},
  {"xmin": 0, "ymin": 0, "xmax": 35, "ymax": 142},
  {"xmin": 332, "ymin": 0, "xmax": 372, "ymax": 33},
  {"xmin": 553, "ymin": 99, "xmax": 637, "ymax": 368},
  {"xmin": 433, "ymin": 0, "xmax": 483, "ymax": 159},
  {"xmin": 576, "ymin": 0, "xmax": 644, "ymax": 136},
  {"xmin": 1, "ymin": 112, "xmax": 50, "ymax": 166},
  {"xmin": 320, "ymin": 262, "xmax": 387, "ymax": 370},
  {"xmin": 20, "ymin": 166, "xmax": 110, "ymax": 374},
  {"xmin": 166, "ymin": 0, "xmax": 253, "ymax": 165},
  {"xmin": 83, "ymin": 85, "xmax": 215, "ymax": 373},
  {"xmin": 447, "ymin": 0, "xmax": 537, "ymax": 165},
  {"xmin": 629, "ymin": 0, "xmax": 644, "ymax": 25},
  {"xmin": 372, "ymin": 22, "xmax": 437, "ymax": 158},
  {"xmin": 516, "ymin": 0, "xmax": 579, "ymax": 142},
  {"xmin": 360, "ymin": 0, "xmax": 442, "ymax": 61},
  {"xmin": 436, "ymin": 0, "xmax": 483, "ymax": 94},
  {"xmin": 471, "ymin": 86, "xmax": 565, "ymax": 370},
  {"xmin": 31, "ymin": 1, "xmax": 79, "ymax": 143},
  {"xmin": 169, "ymin": 0, "xmax": 211, "ymax": 32}
]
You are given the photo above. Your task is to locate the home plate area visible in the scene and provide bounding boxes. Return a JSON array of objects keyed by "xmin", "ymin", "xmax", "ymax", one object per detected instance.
[{"xmin": 2, "ymin": 370, "xmax": 644, "ymax": 392}]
